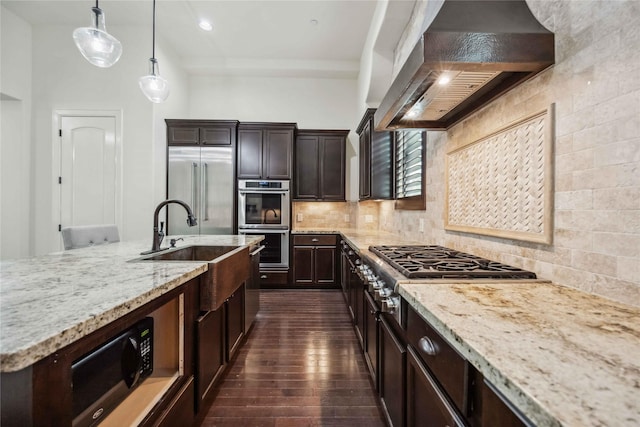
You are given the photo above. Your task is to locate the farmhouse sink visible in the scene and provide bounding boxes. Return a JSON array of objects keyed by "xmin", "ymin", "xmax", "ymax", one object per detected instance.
[{"xmin": 137, "ymin": 244, "xmax": 250, "ymax": 311}]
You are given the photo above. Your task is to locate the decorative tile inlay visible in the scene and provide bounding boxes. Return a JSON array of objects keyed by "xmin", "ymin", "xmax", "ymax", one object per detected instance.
[{"xmin": 446, "ymin": 106, "xmax": 555, "ymax": 244}]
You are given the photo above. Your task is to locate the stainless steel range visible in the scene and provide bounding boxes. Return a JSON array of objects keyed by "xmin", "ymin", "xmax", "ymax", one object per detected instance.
[{"xmin": 359, "ymin": 245, "xmax": 538, "ymax": 326}]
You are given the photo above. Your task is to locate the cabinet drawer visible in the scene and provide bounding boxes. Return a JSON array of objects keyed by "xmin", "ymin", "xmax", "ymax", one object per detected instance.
[
  {"xmin": 406, "ymin": 305, "xmax": 469, "ymax": 414},
  {"xmin": 259, "ymin": 270, "xmax": 288, "ymax": 285},
  {"xmin": 293, "ymin": 234, "xmax": 337, "ymax": 246}
]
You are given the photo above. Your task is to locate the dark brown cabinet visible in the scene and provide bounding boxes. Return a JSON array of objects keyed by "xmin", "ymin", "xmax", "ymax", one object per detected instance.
[
  {"xmin": 379, "ymin": 315, "xmax": 406, "ymax": 427},
  {"xmin": 292, "ymin": 234, "xmax": 338, "ymax": 287},
  {"xmin": 237, "ymin": 122, "xmax": 296, "ymax": 179},
  {"xmin": 166, "ymin": 119, "xmax": 238, "ymax": 146},
  {"xmin": 356, "ymin": 108, "xmax": 394, "ymax": 200},
  {"xmin": 226, "ymin": 285, "xmax": 245, "ymax": 361},
  {"xmin": 294, "ymin": 129, "xmax": 348, "ymax": 201},
  {"xmin": 196, "ymin": 308, "xmax": 225, "ymax": 408},
  {"xmin": 407, "ymin": 346, "xmax": 466, "ymax": 427},
  {"xmin": 363, "ymin": 291, "xmax": 379, "ymax": 390}
]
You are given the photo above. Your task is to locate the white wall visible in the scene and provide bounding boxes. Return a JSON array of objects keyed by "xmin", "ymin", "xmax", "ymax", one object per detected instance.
[
  {"xmin": 0, "ymin": 12, "xmax": 190, "ymax": 256},
  {"xmin": 0, "ymin": 8, "xmax": 32, "ymax": 260},
  {"xmin": 188, "ymin": 74, "xmax": 360, "ymax": 199}
]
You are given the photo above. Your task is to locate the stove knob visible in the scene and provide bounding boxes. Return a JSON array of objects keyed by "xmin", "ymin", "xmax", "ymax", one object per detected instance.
[
  {"xmin": 381, "ymin": 296, "xmax": 399, "ymax": 313},
  {"xmin": 355, "ymin": 259, "xmax": 361, "ymax": 266},
  {"xmin": 374, "ymin": 287, "xmax": 392, "ymax": 301},
  {"xmin": 348, "ymin": 250, "xmax": 355, "ymax": 256}
]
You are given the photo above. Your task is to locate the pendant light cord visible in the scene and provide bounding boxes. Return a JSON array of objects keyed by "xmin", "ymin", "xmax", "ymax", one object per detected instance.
[{"xmin": 152, "ymin": 0, "xmax": 156, "ymax": 60}]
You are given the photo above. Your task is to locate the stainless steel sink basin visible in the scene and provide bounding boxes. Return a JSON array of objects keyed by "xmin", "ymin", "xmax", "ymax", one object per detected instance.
[
  {"xmin": 139, "ymin": 245, "xmax": 239, "ymax": 262},
  {"xmin": 137, "ymin": 244, "xmax": 250, "ymax": 311}
]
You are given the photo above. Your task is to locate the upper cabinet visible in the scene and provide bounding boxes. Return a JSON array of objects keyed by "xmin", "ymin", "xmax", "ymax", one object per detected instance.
[
  {"xmin": 237, "ymin": 122, "xmax": 296, "ymax": 179},
  {"xmin": 356, "ymin": 109, "xmax": 394, "ymax": 201},
  {"xmin": 294, "ymin": 129, "xmax": 348, "ymax": 201},
  {"xmin": 166, "ymin": 119, "xmax": 238, "ymax": 146}
]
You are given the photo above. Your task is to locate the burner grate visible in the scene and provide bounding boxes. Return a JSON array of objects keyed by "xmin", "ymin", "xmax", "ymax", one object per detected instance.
[{"xmin": 369, "ymin": 245, "xmax": 536, "ymax": 279}]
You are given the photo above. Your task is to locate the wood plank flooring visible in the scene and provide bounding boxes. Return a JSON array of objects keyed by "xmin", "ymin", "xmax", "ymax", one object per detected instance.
[{"xmin": 200, "ymin": 290, "xmax": 386, "ymax": 427}]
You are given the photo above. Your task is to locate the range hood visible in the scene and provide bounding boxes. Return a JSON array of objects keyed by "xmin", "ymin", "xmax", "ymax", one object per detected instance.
[{"xmin": 374, "ymin": 0, "xmax": 554, "ymax": 131}]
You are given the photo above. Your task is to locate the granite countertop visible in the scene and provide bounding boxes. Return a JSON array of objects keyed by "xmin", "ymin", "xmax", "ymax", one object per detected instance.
[
  {"xmin": 0, "ymin": 235, "xmax": 262, "ymax": 373},
  {"xmin": 400, "ymin": 282, "xmax": 640, "ymax": 427},
  {"xmin": 313, "ymin": 227, "xmax": 640, "ymax": 426}
]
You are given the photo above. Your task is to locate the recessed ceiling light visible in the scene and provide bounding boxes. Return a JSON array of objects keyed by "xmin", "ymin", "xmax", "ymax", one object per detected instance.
[
  {"xmin": 310, "ymin": 19, "xmax": 319, "ymax": 26},
  {"xmin": 199, "ymin": 20, "xmax": 213, "ymax": 31}
]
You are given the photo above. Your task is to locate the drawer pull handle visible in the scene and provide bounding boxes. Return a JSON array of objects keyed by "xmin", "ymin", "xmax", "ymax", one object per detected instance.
[
  {"xmin": 260, "ymin": 275, "xmax": 267, "ymax": 279},
  {"xmin": 418, "ymin": 336, "xmax": 439, "ymax": 356},
  {"xmin": 311, "ymin": 238, "xmax": 319, "ymax": 242}
]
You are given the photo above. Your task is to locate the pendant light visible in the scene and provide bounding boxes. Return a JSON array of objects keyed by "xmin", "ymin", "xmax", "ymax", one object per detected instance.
[
  {"xmin": 72, "ymin": 0, "xmax": 122, "ymax": 68},
  {"xmin": 139, "ymin": 0, "xmax": 169, "ymax": 103}
]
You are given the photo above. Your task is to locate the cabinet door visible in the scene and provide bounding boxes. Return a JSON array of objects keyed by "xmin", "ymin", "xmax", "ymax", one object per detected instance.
[
  {"xmin": 364, "ymin": 291, "xmax": 379, "ymax": 389},
  {"xmin": 294, "ymin": 135, "xmax": 319, "ymax": 199},
  {"xmin": 201, "ymin": 127, "xmax": 232, "ymax": 146},
  {"xmin": 155, "ymin": 376, "xmax": 195, "ymax": 427},
  {"xmin": 293, "ymin": 246, "xmax": 314, "ymax": 285},
  {"xmin": 320, "ymin": 136, "xmax": 346, "ymax": 200},
  {"xmin": 196, "ymin": 309, "xmax": 225, "ymax": 405},
  {"xmin": 380, "ymin": 316, "xmax": 406, "ymax": 427},
  {"xmin": 407, "ymin": 347, "xmax": 466, "ymax": 427},
  {"xmin": 264, "ymin": 128, "xmax": 293, "ymax": 179},
  {"xmin": 314, "ymin": 246, "xmax": 336, "ymax": 285},
  {"xmin": 370, "ymin": 130, "xmax": 394, "ymax": 199},
  {"xmin": 168, "ymin": 125, "xmax": 200, "ymax": 145},
  {"xmin": 359, "ymin": 122, "xmax": 371, "ymax": 200},
  {"xmin": 238, "ymin": 129, "xmax": 263, "ymax": 178},
  {"xmin": 226, "ymin": 287, "xmax": 245, "ymax": 361}
]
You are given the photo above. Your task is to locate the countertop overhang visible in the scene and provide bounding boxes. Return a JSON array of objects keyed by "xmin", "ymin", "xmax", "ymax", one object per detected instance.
[{"xmin": 0, "ymin": 235, "xmax": 262, "ymax": 372}]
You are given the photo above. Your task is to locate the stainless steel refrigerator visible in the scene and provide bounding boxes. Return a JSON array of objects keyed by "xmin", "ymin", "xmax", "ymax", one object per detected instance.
[{"xmin": 167, "ymin": 146, "xmax": 234, "ymax": 235}]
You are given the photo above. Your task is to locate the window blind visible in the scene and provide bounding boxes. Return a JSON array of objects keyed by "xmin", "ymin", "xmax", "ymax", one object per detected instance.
[{"xmin": 395, "ymin": 130, "xmax": 423, "ymax": 199}]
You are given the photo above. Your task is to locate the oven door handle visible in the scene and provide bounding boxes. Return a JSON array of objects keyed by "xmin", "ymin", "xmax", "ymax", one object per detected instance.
[{"xmin": 250, "ymin": 245, "xmax": 266, "ymax": 257}]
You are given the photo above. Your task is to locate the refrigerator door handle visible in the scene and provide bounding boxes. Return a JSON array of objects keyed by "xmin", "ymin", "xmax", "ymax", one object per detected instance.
[
  {"xmin": 203, "ymin": 162, "xmax": 209, "ymax": 221},
  {"xmin": 192, "ymin": 162, "xmax": 198, "ymax": 218}
]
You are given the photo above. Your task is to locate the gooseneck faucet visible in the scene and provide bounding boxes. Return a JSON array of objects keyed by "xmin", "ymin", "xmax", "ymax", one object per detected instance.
[{"xmin": 142, "ymin": 199, "xmax": 197, "ymax": 254}]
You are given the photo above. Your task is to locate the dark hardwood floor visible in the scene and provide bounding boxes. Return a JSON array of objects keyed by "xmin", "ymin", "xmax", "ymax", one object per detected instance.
[{"xmin": 200, "ymin": 289, "xmax": 386, "ymax": 427}]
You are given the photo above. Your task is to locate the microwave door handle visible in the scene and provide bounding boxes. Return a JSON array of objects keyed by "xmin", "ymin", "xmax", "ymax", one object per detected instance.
[
  {"xmin": 121, "ymin": 335, "xmax": 142, "ymax": 388},
  {"xmin": 202, "ymin": 162, "xmax": 209, "ymax": 221}
]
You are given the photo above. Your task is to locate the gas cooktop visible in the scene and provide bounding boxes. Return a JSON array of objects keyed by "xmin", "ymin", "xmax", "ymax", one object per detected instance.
[{"xmin": 369, "ymin": 245, "xmax": 537, "ymax": 279}]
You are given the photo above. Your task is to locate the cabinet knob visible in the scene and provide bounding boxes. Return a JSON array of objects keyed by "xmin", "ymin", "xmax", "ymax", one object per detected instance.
[
  {"xmin": 260, "ymin": 275, "xmax": 267, "ymax": 279},
  {"xmin": 418, "ymin": 336, "xmax": 439, "ymax": 356},
  {"xmin": 311, "ymin": 238, "xmax": 319, "ymax": 242}
]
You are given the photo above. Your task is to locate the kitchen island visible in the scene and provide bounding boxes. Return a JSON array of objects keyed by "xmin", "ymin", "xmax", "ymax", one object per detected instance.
[
  {"xmin": 298, "ymin": 227, "xmax": 640, "ymax": 427},
  {"xmin": 0, "ymin": 234, "xmax": 262, "ymax": 426}
]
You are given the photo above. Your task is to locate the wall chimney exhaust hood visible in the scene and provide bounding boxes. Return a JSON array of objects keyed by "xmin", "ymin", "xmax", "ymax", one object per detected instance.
[{"xmin": 374, "ymin": 0, "xmax": 554, "ymax": 131}]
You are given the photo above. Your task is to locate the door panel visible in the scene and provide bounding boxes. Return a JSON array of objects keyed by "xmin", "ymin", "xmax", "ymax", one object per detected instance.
[
  {"xmin": 200, "ymin": 147, "xmax": 233, "ymax": 234},
  {"xmin": 167, "ymin": 147, "xmax": 200, "ymax": 235},
  {"xmin": 60, "ymin": 116, "xmax": 118, "ymax": 233}
]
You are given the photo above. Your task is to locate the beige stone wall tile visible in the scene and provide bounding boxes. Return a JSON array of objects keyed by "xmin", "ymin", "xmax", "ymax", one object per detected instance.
[
  {"xmin": 555, "ymin": 190, "xmax": 593, "ymax": 210},
  {"xmin": 572, "ymin": 250, "xmax": 618, "ymax": 276},
  {"xmin": 617, "ymin": 256, "xmax": 640, "ymax": 284},
  {"xmin": 593, "ymin": 139, "xmax": 640, "ymax": 167},
  {"xmin": 593, "ymin": 187, "xmax": 640, "ymax": 210},
  {"xmin": 593, "ymin": 232, "xmax": 640, "ymax": 258}
]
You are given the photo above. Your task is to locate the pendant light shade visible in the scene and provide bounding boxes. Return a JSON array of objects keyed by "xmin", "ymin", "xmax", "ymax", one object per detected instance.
[
  {"xmin": 139, "ymin": 0, "xmax": 169, "ymax": 103},
  {"xmin": 73, "ymin": 3, "xmax": 122, "ymax": 68},
  {"xmin": 139, "ymin": 58, "xmax": 170, "ymax": 103}
]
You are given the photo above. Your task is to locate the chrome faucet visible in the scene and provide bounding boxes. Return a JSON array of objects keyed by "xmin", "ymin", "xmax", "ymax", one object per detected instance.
[{"xmin": 142, "ymin": 199, "xmax": 197, "ymax": 254}]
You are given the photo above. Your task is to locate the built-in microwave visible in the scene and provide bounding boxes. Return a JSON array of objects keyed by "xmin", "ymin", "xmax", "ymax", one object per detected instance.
[
  {"xmin": 238, "ymin": 180, "xmax": 290, "ymax": 229},
  {"xmin": 71, "ymin": 317, "xmax": 154, "ymax": 427}
]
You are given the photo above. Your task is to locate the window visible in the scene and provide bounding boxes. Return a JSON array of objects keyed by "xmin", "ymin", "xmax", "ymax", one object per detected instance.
[{"xmin": 395, "ymin": 130, "xmax": 426, "ymax": 210}]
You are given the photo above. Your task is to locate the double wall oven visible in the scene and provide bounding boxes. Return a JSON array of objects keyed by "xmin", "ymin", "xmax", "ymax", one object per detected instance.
[{"xmin": 238, "ymin": 180, "xmax": 290, "ymax": 269}]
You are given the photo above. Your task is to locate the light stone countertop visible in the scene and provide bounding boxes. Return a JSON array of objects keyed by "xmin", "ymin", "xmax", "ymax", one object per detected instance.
[
  {"xmin": 400, "ymin": 281, "xmax": 640, "ymax": 427},
  {"xmin": 305, "ymin": 227, "xmax": 640, "ymax": 426},
  {"xmin": 0, "ymin": 235, "xmax": 262, "ymax": 373}
]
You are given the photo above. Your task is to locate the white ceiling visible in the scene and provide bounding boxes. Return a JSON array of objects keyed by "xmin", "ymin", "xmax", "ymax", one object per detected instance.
[{"xmin": 2, "ymin": 0, "xmax": 409, "ymax": 79}]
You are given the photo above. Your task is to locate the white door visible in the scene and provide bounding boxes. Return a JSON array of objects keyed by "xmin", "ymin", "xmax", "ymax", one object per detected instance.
[{"xmin": 58, "ymin": 115, "xmax": 121, "ymax": 248}]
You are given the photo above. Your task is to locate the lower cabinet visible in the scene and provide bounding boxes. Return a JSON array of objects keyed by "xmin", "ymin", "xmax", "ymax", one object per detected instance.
[
  {"xmin": 226, "ymin": 285, "xmax": 245, "ymax": 361},
  {"xmin": 363, "ymin": 291, "xmax": 379, "ymax": 390},
  {"xmin": 406, "ymin": 346, "xmax": 466, "ymax": 427},
  {"xmin": 379, "ymin": 315, "xmax": 406, "ymax": 427},
  {"xmin": 292, "ymin": 234, "xmax": 339, "ymax": 288},
  {"xmin": 196, "ymin": 309, "xmax": 225, "ymax": 407},
  {"xmin": 155, "ymin": 376, "xmax": 196, "ymax": 427}
]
